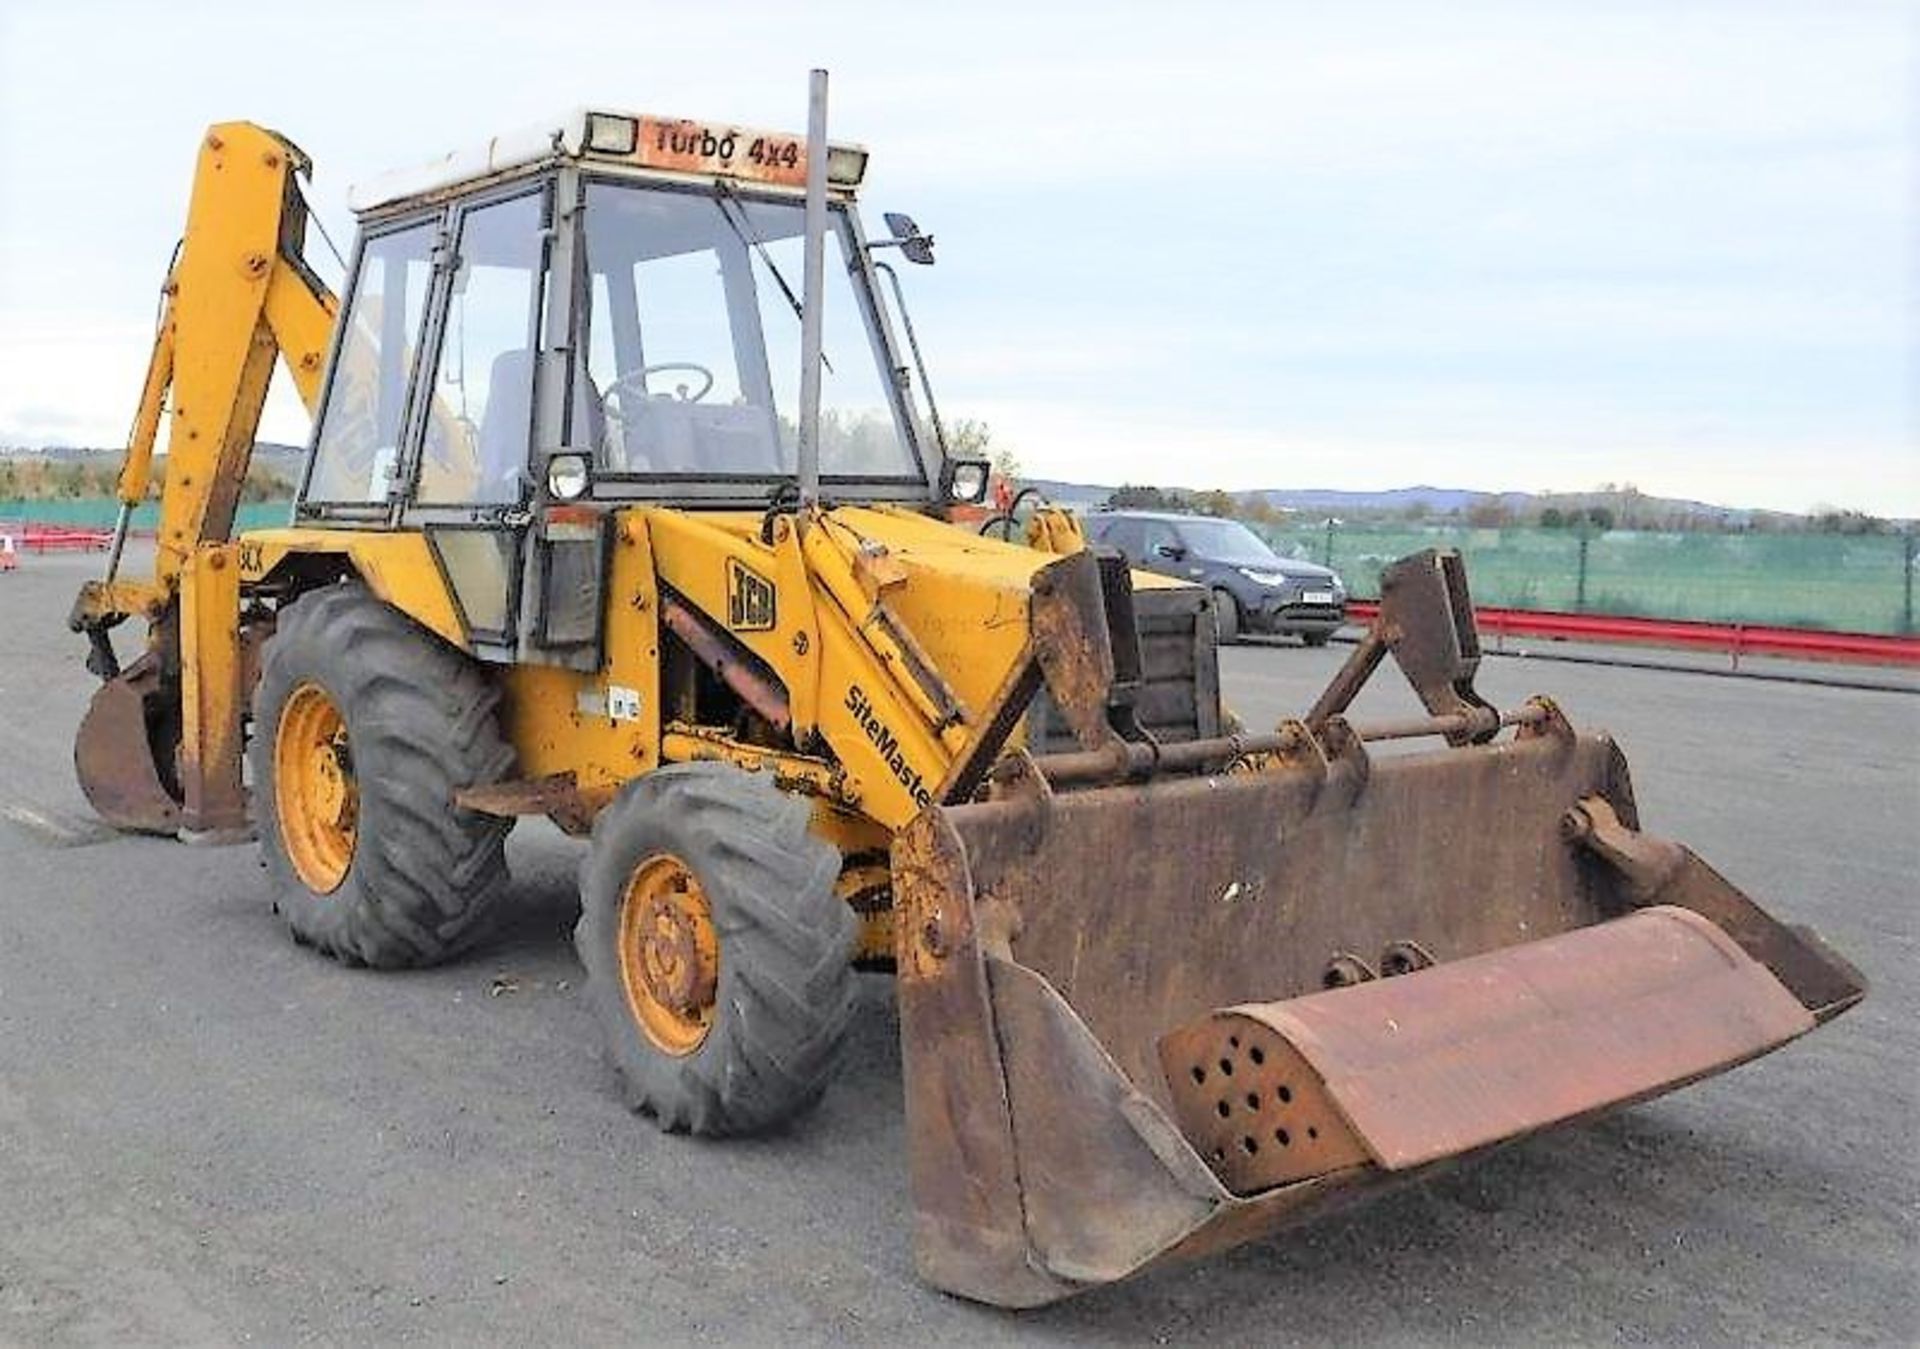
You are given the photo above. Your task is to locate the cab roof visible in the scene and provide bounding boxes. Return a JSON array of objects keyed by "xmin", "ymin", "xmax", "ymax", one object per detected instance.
[{"xmin": 348, "ymin": 107, "xmax": 869, "ymax": 215}]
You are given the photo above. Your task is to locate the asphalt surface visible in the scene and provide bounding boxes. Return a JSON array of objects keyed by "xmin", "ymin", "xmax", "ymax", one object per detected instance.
[{"xmin": 2, "ymin": 547, "xmax": 1915, "ymax": 1347}]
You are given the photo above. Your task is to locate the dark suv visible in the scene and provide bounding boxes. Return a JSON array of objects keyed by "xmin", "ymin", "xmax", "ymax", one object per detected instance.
[{"xmin": 1084, "ymin": 510, "xmax": 1348, "ymax": 645}]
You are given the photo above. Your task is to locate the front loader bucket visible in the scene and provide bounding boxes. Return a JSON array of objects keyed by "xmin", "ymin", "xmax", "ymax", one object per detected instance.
[{"xmin": 891, "ymin": 713, "xmax": 1864, "ymax": 1307}]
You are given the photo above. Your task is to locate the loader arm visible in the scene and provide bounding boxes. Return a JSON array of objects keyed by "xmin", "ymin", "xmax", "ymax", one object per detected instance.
[{"xmin": 71, "ymin": 122, "xmax": 338, "ymax": 836}]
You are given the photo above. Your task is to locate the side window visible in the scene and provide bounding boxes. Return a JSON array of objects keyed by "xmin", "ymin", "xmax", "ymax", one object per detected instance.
[
  {"xmin": 306, "ymin": 221, "xmax": 435, "ymax": 503},
  {"xmin": 1143, "ymin": 520, "xmax": 1181, "ymax": 560},
  {"xmin": 1104, "ymin": 518, "xmax": 1143, "ymax": 561},
  {"xmin": 417, "ymin": 192, "xmax": 547, "ymax": 505}
]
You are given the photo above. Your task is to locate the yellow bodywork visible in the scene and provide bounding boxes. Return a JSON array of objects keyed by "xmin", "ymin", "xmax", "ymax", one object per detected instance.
[
  {"xmin": 224, "ymin": 500, "xmax": 1087, "ymax": 963},
  {"xmin": 237, "ymin": 529, "xmax": 467, "ymax": 648},
  {"xmin": 231, "ymin": 503, "xmax": 1065, "ymax": 836},
  {"xmin": 125, "ymin": 124, "xmax": 337, "ymax": 596}
]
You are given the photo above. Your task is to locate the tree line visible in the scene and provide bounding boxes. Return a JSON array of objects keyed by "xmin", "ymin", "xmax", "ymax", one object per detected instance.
[{"xmin": 0, "ymin": 456, "xmax": 297, "ymax": 504}]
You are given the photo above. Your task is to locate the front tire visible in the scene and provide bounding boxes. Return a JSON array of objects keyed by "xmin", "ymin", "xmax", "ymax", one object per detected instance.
[
  {"xmin": 1302, "ymin": 631, "xmax": 1332, "ymax": 648},
  {"xmin": 1211, "ymin": 589, "xmax": 1242, "ymax": 645},
  {"xmin": 252, "ymin": 582, "xmax": 514, "ymax": 968},
  {"xmin": 576, "ymin": 763, "xmax": 856, "ymax": 1136}
]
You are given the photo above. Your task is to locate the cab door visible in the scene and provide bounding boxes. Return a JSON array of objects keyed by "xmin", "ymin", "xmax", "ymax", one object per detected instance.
[
  {"xmin": 298, "ymin": 213, "xmax": 439, "ymax": 517},
  {"xmin": 401, "ymin": 187, "xmax": 551, "ymax": 657}
]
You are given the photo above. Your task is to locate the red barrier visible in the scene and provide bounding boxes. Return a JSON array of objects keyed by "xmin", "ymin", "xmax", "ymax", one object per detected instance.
[
  {"xmin": 8, "ymin": 523, "xmax": 113, "ymax": 553},
  {"xmin": 1343, "ymin": 601, "xmax": 1920, "ymax": 669}
]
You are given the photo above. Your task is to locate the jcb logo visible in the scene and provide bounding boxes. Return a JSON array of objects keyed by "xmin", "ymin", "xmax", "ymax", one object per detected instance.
[{"xmin": 727, "ymin": 559, "xmax": 776, "ymax": 631}]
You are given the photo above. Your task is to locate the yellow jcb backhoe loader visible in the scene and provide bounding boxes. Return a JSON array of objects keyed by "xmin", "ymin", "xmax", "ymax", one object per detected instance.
[{"xmin": 70, "ymin": 75, "xmax": 1863, "ymax": 1307}]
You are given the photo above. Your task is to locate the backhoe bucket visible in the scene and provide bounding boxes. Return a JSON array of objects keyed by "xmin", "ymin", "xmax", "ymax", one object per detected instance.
[
  {"xmin": 891, "ymin": 713, "xmax": 1864, "ymax": 1307},
  {"xmin": 73, "ymin": 650, "xmax": 183, "ymax": 835}
]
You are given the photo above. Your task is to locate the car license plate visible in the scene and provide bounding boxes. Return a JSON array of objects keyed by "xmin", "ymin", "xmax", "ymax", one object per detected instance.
[{"xmin": 1304, "ymin": 590, "xmax": 1335, "ymax": 605}]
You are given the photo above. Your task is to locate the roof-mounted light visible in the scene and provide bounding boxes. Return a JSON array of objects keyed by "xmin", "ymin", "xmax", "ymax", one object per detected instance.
[
  {"xmin": 826, "ymin": 144, "xmax": 868, "ymax": 187},
  {"xmin": 584, "ymin": 112, "xmax": 638, "ymax": 155}
]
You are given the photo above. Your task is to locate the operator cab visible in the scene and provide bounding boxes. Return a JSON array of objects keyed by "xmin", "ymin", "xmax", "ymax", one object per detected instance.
[{"xmin": 294, "ymin": 108, "xmax": 970, "ymax": 666}]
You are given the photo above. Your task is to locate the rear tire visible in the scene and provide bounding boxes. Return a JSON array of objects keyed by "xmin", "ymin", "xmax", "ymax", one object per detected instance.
[
  {"xmin": 252, "ymin": 582, "xmax": 514, "ymax": 968},
  {"xmin": 1211, "ymin": 589, "xmax": 1242, "ymax": 645},
  {"xmin": 576, "ymin": 762, "xmax": 856, "ymax": 1136}
]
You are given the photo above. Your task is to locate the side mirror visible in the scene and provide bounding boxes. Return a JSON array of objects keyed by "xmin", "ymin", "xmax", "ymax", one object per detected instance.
[
  {"xmin": 944, "ymin": 458, "xmax": 991, "ymax": 504},
  {"xmin": 881, "ymin": 212, "xmax": 936, "ymax": 266},
  {"xmin": 1154, "ymin": 542, "xmax": 1187, "ymax": 562}
]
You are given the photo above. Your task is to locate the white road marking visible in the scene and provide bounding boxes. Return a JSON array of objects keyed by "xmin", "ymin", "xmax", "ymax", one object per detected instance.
[{"xmin": 0, "ymin": 802, "xmax": 92, "ymax": 845}]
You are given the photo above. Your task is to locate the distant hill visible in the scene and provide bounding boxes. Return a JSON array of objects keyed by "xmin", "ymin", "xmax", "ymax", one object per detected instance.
[
  {"xmin": 1023, "ymin": 477, "xmax": 1791, "ymax": 527},
  {"xmin": 1026, "ymin": 479, "xmax": 1541, "ymax": 515},
  {"xmin": 1253, "ymin": 485, "xmax": 1535, "ymax": 516}
]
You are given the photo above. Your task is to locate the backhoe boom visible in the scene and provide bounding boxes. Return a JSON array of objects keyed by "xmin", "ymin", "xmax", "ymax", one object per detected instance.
[{"xmin": 71, "ymin": 121, "xmax": 338, "ymax": 834}]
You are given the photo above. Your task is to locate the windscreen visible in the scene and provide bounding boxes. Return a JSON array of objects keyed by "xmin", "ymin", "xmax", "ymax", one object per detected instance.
[
  {"xmin": 574, "ymin": 181, "xmax": 923, "ymax": 485},
  {"xmin": 1176, "ymin": 518, "xmax": 1283, "ymax": 566}
]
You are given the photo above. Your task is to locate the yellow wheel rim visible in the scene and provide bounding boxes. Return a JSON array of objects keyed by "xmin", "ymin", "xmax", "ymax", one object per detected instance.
[
  {"xmin": 274, "ymin": 681, "xmax": 358, "ymax": 894},
  {"xmin": 617, "ymin": 853, "xmax": 720, "ymax": 1057}
]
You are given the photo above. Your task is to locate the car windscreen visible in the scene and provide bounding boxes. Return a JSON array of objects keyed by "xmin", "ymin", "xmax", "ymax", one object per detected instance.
[{"xmin": 1174, "ymin": 518, "xmax": 1281, "ymax": 566}]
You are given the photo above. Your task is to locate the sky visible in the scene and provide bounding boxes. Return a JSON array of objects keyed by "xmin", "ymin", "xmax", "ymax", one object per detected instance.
[{"xmin": 0, "ymin": 0, "xmax": 1913, "ymax": 515}]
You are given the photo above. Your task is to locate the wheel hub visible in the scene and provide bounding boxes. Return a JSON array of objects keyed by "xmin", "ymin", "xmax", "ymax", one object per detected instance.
[
  {"xmin": 273, "ymin": 681, "xmax": 358, "ymax": 894},
  {"xmin": 618, "ymin": 854, "xmax": 719, "ymax": 1055}
]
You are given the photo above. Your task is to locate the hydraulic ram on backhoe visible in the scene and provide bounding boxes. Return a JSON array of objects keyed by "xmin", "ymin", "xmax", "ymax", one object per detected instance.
[{"xmin": 70, "ymin": 94, "xmax": 1863, "ymax": 1310}]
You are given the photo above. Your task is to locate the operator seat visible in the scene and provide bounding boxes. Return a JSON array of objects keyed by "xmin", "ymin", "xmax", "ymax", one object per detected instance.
[{"xmin": 477, "ymin": 349, "xmax": 607, "ymax": 498}]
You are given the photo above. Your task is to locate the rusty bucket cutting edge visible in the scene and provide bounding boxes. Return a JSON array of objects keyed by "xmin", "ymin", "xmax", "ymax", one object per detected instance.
[
  {"xmin": 73, "ymin": 652, "xmax": 183, "ymax": 835},
  {"xmin": 891, "ymin": 724, "xmax": 1864, "ymax": 1308}
]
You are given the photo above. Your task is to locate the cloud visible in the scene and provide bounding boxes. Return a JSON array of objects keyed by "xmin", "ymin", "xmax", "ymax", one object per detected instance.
[{"xmin": 0, "ymin": 0, "xmax": 1910, "ymax": 513}]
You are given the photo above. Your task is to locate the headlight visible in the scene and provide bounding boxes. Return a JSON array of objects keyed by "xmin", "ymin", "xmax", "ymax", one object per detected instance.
[
  {"xmin": 545, "ymin": 453, "xmax": 591, "ymax": 500},
  {"xmin": 1238, "ymin": 568, "xmax": 1287, "ymax": 586},
  {"xmin": 1330, "ymin": 574, "xmax": 1347, "ymax": 595}
]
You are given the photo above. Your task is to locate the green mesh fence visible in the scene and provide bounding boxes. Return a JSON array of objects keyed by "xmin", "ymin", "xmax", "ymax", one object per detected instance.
[
  {"xmin": 0, "ymin": 500, "xmax": 293, "ymax": 533},
  {"xmin": 6, "ymin": 499, "xmax": 1913, "ymax": 637},
  {"xmin": 1252, "ymin": 523, "xmax": 1917, "ymax": 636}
]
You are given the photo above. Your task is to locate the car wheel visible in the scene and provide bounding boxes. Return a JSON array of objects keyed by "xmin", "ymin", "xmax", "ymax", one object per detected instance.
[{"xmin": 1211, "ymin": 590, "xmax": 1242, "ymax": 645}]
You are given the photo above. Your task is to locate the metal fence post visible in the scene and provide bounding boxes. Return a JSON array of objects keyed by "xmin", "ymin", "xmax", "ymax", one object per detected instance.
[
  {"xmin": 1322, "ymin": 516, "xmax": 1339, "ymax": 569},
  {"xmin": 1575, "ymin": 524, "xmax": 1591, "ymax": 613},
  {"xmin": 1903, "ymin": 525, "xmax": 1915, "ymax": 636}
]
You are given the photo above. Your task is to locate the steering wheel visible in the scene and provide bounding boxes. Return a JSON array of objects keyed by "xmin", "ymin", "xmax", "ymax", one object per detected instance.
[{"xmin": 603, "ymin": 361, "xmax": 715, "ymax": 410}]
